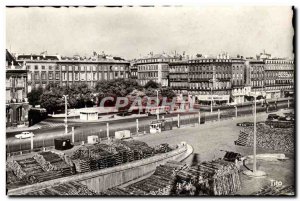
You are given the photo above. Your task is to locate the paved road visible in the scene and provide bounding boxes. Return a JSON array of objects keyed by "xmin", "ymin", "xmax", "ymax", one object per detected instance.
[{"xmin": 6, "ymin": 99, "xmax": 291, "ymax": 153}]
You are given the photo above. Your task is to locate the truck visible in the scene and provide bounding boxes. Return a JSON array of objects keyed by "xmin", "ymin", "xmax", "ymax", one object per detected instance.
[{"xmin": 115, "ymin": 130, "xmax": 131, "ymax": 140}]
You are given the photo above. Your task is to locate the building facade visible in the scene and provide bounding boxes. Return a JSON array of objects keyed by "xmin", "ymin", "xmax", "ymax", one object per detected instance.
[
  {"xmin": 136, "ymin": 54, "xmax": 178, "ymax": 86},
  {"xmin": 230, "ymin": 58, "xmax": 250, "ymax": 104},
  {"xmin": 16, "ymin": 54, "xmax": 130, "ymax": 92},
  {"xmin": 264, "ymin": 58, "xmax": 294, "ymax": 99},
  {"xmin": 129, "ymin": 62, "xmax": 138, "ymax": 80},
  {"xmin": 169, "ymin": 60, "xmax": 189, "ymax": 95},
  {"xmin": 187, "ymin": 57, "xmax": 232, "ymax": 105},
  {"xmin": 6, "ymin": 50, "xmax": 29, "ymax": 127}
]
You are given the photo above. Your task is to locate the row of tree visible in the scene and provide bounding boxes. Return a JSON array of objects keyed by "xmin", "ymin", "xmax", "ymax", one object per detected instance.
[{"xmin": 27, "ymin": 79, "xmax": 176, "ymax": 114}]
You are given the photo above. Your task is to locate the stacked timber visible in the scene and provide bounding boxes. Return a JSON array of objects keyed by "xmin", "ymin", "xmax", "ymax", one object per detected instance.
[
  {"xmin": 102, "ymin": 161, "xmax": 188, "ymax": 196},
  {"xmin": 235, "ymin": 124, "xmax": 294, "ymax": 153},
  {"xmin": 72, "ymin": 159, "xmax": 91, "ymax": 173},
  {"xmin": 154, "ymin": 143, "xmax": 173, "ymax": 154},
  {"xmin": 6, "ymin": 160, "xmax": 26, "ymax": 179},
  {"xmin": 253, "ymin": 185, "xmax": 295, "ymax": 195},
  {"xmin": 117, "ymin": 140, "xmax": 155, "ymax": 159},
  {"xmin": 25, "ymin": 181, "xmax": 97, "ymax": 196},
  {"xmin": 102, "ymin": 159, "xmax": 241, "ymax": 196},
  {"xmin": 35, "ymin": 151, "xmax": 74, "ymax": 176}
]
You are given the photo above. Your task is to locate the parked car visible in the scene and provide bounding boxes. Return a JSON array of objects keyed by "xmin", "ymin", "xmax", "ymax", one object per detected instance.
[
  {"xmin": 15, "ymin": 131, "xmax": 35, "ymax": 139},
  {"xmin": 267, "ymin": 114, "xmax": 280, "ymax": 120}
]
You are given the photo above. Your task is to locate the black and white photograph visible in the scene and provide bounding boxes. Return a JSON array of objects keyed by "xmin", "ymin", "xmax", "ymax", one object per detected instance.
[{"xmin": 4, "ymin": 4, "xmax": 296, "ymax": 197}]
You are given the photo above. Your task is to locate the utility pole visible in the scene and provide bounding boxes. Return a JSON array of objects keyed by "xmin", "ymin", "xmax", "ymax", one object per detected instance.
[
  {"xmin": 253, "ymin": 95, "xmax": 257, "ymax": 173},
  {"xmin": 63, "ymin": 95, "xmax": 68, "ymax": 134},
  {"xmin": 156, "ymin": 89, "xmax": 159, "ymax": 120}
]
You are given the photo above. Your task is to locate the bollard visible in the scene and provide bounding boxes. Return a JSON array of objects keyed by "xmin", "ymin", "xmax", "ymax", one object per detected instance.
[
  {"xmin": 31, "ymin": 135, "xmax": 34, "ymax": 150},
  {"xmin": 198, "ymin": 111, "xmax": 201, "ymax": 124},
  {"xmin": 177, "ymin": 113, "xmax": 180, "ymax": 128},
  {"xmin": 106, "ymin": 123, "xmax": 110, "ymax": 140},
  {"xmin": 218, "ymin": 109, "xmax": 220, "ymax": 121},
  {"xmin": 136, "ymin": 119, "xmax": 139, "ymax": 134},
  {"xmin": 72, "ymin": 127, "xmax": 75, "ymax": 143}
]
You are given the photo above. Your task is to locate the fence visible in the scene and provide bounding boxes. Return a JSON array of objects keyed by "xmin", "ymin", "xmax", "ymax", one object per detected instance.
[{"xmin": 7, "ymin": 99, "xmax": 294, "ymax": 156}]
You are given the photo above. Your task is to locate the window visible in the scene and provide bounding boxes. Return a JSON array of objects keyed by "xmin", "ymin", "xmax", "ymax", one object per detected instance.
[
  {"xmin": 35, "ymin": 65, "xmax": 38, "ymax": 70},
  {"xmin": 62, "ymin": 66, "xmax": 66, "ymax": 71},
  {"xmin": 62, "ymin": 72, "xmax": 67, "ymax": 81},
  {"xmin": 34, "ymin": 72, "xmax": 39, "ymax": 80},
  {"xmin": 49, "ymin": 72, "xmax": 53, "ymax": 80},
  {"xmin": 75, "ymin": 72, "xmax": 79, "ymax": 81},
  {"xmin": 26, "ymin": 73, "xmax": 31, "ymax": 81},
  {"xmin": 41, "ymin": 66, "xmax": 45, "ymax": 70},
  {"xmin": 26, "ymin": 65, "xmax": 30, "ymax": 70},
  {"xmin": 49, "ymin": 66, "xmax": 52, "ymax": 70},
  {"xmin": 80, "ymin": 66, "xmax": 85, "ymax": 71},
  {"xmin": 80, "ymin": 72, "xmax": 86, "ymax": 81},
  {"xmin": 55, "ymin": 66, "xmax": 59, "ymax": 71},
  {"xmin": 75, "ymin": 66, "xmax": 79, "ymax": 71},
  {"xmin": 87, "ymin": 72, "xmax": 91, "ymax": 81},
  {"xmin": 87, "ymin": 66, "xmax": 91, "ymax": 71},
  {"xmin": 68, "ymin": 66, "xmax": 72, "ymax": 71},
  {"xmin": 55, "ymin": 72, "xmax": 60, "ymax": 80},
  {"xmin": 68, "ymin": 72, "xmax": 72, "ymax": 81},
  {"xmin": 93, "ymin": 72, "xmax": 97, "ymax": 80},
  {"xmin": 115, "ymin": 72, "xmax": 118, "ymax": 77}
]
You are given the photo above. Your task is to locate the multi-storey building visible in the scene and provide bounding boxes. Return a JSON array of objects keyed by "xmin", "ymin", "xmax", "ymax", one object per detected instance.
[
  {"xmin": 16, "ymin": 54, "xmax": 130, "ymax": 91},
  {"xmin": 187, "ymin": 57, "xmax": 232, "ymax": 105},
  {"xmin": 57, "ymin": 59, "xmax": 129, "ymax": 88},
  {"xmin": 230, "ymin": 57, "xmax": 251, "ymax": 104},
  {"xmin": 168, "ymin": 60, "xmax": 189, "ymax": 95},
  {"xmin": 17, "ymin": 54, "xmax": 60, "ymax": 92},
  {"xmin": 136, "ymin": 53, "xmax": 178, "ymax": 86},
  {"xmin": 245, "ymin": 59, "xmax": 265, "ymax": 99},
  {"xmin": 6, "ymin": 50, "xmax": 29, "ymax": 127},
  {"xmin": 264, "ymin": 58, "xmax": 294, "ymax": 99},
  {"xmin": 129, "ymin": 62, "xmax": 138, "ymax": 79}
]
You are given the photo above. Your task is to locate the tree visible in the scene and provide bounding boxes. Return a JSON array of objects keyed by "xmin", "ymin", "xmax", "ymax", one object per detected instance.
[
  {"xmin": 160, "ymin": 87, "xmax": 177, "ymax": 99},
  {"xmin": 27, "ymin": 86, "xmax": 44, "ymax": 107},
  {"xmin": 144, "ymin": 80, "xmax": 160, "ymax": 89},
  {"xmin": 40, "ymin": 86, "xmax": 65, "ymax": 114},
  {"xmin": 95, "ymin": 79, "xmax": 141, "ymax": 106}
]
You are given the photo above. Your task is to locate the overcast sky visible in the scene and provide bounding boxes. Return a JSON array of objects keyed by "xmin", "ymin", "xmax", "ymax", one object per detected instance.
[{"xmin": 6, "ymin": 6, "xmax": 294, "ymax": 59}]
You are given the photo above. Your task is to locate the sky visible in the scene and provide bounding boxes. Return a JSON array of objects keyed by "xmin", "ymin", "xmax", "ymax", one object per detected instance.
[{"xmin": 6, "ymin": 6, "xmax": 294, "ymax": 60}]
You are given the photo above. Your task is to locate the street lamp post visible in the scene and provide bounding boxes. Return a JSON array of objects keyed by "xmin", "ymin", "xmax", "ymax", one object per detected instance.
[
  {"xmin": 155, "ymin": 89, "xmax": 159, "ymax": 120},
  {"xmin": 63, "ymin": 95, "xmax": 68, "ymax": 135},
  {"xmin": 211, "ymin": 86, "xmax": 213, "ymax": 113},
  {"xmin": 243, "ymin": 91, "xmax": 266, "ymax": 177},
  {"xmin": 253, "ymin": 94, "xmax": 257, "ymax": 173}
]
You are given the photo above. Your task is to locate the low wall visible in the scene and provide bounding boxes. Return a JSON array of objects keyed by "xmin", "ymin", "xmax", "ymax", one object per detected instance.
[{"xmin": 8, "ymin": 144, "xmax": 191, "ymax": 195}]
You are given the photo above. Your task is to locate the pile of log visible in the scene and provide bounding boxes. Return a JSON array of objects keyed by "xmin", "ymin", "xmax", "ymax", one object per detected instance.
[
  {"xmin": 6, "ymin": 166, "xmax": 21, "ymax": 185},
  {"xmin": 35, "ymin": 151, "xmax": 74, "ymax": 176},
  {"xmin": 72, "ymin": 159, "xmax": 92, "ymax": 173},
  {"xmin": 236, "ymin": 124, "xmax": 294, "ymax": 153},
  {"xmin": 102, "ymin": 159, "xmax": 241, "ymax": 196},
  {"xmin": 154, "ymin": 143, "xmax": 173, "ymax": 154},
  {"xmin": 253, "ymin": 185, "xmax": 295, "ymax": 195},
  {"xmin": 6, "ymin": 160, "xmax": 26, "ymax": 179},
  {"xmin": 102, "ymin": 161, "xmax": 188, "ymax": 196},
  {"xmin": 25, "ymin": 181, "xmax": 97, "ymax": 196},
  {"xmin": 15, "ymin": 158, "xmax": 45, "ymax": 177},
  {"xmin": 118, "ymin": 140, "xmax": 155, "ymax": 159}
]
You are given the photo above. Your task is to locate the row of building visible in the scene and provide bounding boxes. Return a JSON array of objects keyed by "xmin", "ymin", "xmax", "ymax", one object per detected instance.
[{"xmin": 6, "ymin": 50, "xmax": 294, "ymax": 127}]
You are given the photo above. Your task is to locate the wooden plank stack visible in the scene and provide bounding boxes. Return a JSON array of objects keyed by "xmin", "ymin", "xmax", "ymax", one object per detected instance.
[
  {"xmin": 253, "ymin": 185, "xmax": 295, "ymax": 195},
  {"xmin": 35, "ymin": 151, "xmax": 75, "ymax": 176},
  {"xmin": 235, "ymin": 124, "xmax": 294, "ymax": 153},
  {"xmin": 102, "ymin": 159, "xmax": 241, "ymax": 196},
  {"xmin": 25, "ymin": 181, "xmax": 97, "ymax": 196}
]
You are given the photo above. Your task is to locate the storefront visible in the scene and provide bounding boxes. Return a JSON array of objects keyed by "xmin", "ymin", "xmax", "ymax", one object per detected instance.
[
  {"xmin": 196, "ymin": 95, "xmax": 230, "ymax": 106},
  {"xmin": 265, "ymin": 90, "xmax": 281, "ymax": 99}
]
